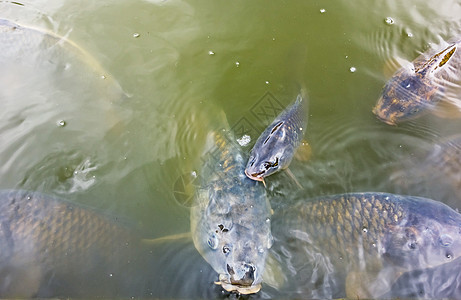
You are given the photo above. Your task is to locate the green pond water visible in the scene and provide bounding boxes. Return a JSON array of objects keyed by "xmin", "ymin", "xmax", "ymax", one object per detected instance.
[{"xmin": 1, "ymin": 0, "xmax": 461, "ymax": 298}]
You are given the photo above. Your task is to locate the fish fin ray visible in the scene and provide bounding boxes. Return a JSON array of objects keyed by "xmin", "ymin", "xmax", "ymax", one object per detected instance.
[
  {"xmin": 285, "ymin": 168, "xmax": 303, "ymax": 189},
  {"xmin": 142, "ymin": 232, "xmax": 192, "ymax": 245}
]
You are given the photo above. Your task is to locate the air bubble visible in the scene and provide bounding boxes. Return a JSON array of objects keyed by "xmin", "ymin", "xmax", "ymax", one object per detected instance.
[
  {"xmin": 208, "ymin": 50, "xmax": 215, "ymax": 56},
  {"xmin": 385, "ymin": 17, "xmax": 395, "ymax": 25},
  {"xmin": 265, "ymin": 81, "xmax": 269, "ymax": 85},
  {"xmin": 320, "ymin": 8, "xmax": 326, "ymax": 13},
  {"xmin": 57, "ymin": 120, "xmax": 66, "ymax": 127},
  {"xmin": 133, "ymin": 33, "xmax": 140, "ymax": 38},
  {"xmin": 237, "ymin": 135, "xmax": 251, "ymax": 146},
  {"xmin": 349, "ymin": 66, "xmax": 356, "ymax": 73}
]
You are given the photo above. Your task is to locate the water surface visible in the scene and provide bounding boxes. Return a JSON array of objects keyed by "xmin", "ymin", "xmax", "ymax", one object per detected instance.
[{"xmin": 1, "ymin": 0, "xmax": 461, "ymax": 297}]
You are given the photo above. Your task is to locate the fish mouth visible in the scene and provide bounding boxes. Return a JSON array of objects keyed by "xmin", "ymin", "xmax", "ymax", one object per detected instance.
[
  {"xmin": 244, "ymin": 169, "xmax": 265, "ymax": 182},
  {"xmin": 215, "ymin": 275, "xmax": 262, "ymax": 295}
]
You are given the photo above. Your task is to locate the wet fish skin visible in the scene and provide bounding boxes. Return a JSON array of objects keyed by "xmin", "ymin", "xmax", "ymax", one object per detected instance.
[
  {"xmin": 272, "ymin": 192, "xmax": 461, "ymax": 298},
  {"xmin": 245, "ymin": 93, "xmax": 308, "ymax": 182},
  {"xmin": 373, "ymin": 38, "xmax": 461, "ymax": 125},
  {"xmin": 0, "ymin": 190, "xmax": 143, "ymax": 297},
  {"xmin": 191, "ymin": 131, "xmax": 273, "ymax": 294}
]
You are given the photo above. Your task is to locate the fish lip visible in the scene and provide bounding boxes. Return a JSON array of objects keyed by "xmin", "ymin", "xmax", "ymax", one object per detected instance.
[
  {"xmin": 216, "ymin": 275, "xmax": 262, "ymax": 294},
  {"xmin": 244, "ymin": 169, "xmax": 264, "ymax": 181}
]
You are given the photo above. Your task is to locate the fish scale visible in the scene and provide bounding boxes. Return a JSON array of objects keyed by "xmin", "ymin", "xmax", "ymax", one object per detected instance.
[
  {"xmin": 272, "ymin": 192, "xmax": 461, "ymax": 298},
  {"xmin": 0, "ymin": 189, "xmax": 145, "ymax": 297}
]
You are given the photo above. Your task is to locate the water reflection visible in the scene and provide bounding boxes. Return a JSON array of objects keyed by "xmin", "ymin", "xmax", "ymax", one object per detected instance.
[{"xmin": 0, "ymin": 18, "xmax": 130, "ymax": 193}]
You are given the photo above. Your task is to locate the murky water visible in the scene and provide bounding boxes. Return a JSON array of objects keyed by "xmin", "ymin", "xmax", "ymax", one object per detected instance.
[{"xmin": 1, "ymin": 0, "xmax": 461, "ymax": 298}]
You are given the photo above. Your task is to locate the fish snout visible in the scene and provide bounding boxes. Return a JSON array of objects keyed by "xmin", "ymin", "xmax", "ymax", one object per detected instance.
[
  {"xmin": 372, "ymin": 99, "xmax": 397, "ymax": 126},
  {"xmin": 227, "ymin": 262, "xmax": 255, "ymax": 286},
  {"xmin": 244, "ymin": 169, "xmax": 265, "ymax": 182}
]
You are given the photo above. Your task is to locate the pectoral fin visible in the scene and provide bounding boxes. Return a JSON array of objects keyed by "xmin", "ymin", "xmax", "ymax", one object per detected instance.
[
  {"xmin": 383, "ymin": 56, "xmax": 411, "ymax": 78},
  {"xmin": 285, "ymin": 168, "xmax": 303, "ymax": 189},
  {"xmin": 262, "ymin": 252, "xmax": 286, "ymax": 290},
  {"xmin": 345, "ymin": 267, "xmax": 403, "ymax": 299},
  {"xmin": 141, "ymin": 232, "xmax": 192, "ymax": 245},
  {"xmin": 294, "ymin": 139, "xmax": 312, "ymax": 162},
  {"xmin": 431, "ymin": 94, "xmax": 461, "ymax": 119}
]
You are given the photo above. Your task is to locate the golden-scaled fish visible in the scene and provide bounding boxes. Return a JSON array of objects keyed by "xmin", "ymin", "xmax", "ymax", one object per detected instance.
[
  {"xmin": 245, "ymin": 92, "xmax": 308, "ymax": 185},
  {"xmin": 191, "ymin": 130, "xmax": 273, "ymax": 294},
  {"xmin": 271, "ymin": 192, "xmax": 461, "ymax": 298},
  {"xmin": 373, "ymin": 37, "xmax": 461, "ymax": 125}
]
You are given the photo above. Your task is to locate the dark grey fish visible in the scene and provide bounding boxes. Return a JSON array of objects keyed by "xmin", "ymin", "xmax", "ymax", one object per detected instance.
[
  {"xmin": 373, "ymin": 37, "xmax": 461, "ymax": 125},
  {"xmin": 0, "ymin": 190, "xmax": 146, "ymax": 297},
  {"xmin": 245, "ymin": 92, "xmax": 308, "ymax": 185},
  {"xmin": 0, "ymin": 190, "xmax": 230, "ymax": 299},
  {"xmin": 191, "ymin": 130, "xmax": 273, "ymax": 294},
  {"xmin": 271, "ymin": 192, "xmax": 461, "ymax": 298}
]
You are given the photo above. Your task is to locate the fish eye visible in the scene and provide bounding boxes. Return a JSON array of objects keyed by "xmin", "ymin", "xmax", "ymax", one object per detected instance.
[
  {"xmin": 407, "ymin": 242, "xmax": 417, "ymax": 250},
  {"xmin": 263, "ymin": 157, "xmax": 279, "ymax": 170},
  {"xmin": 446, "ymin": 251, "xmax": 453, "ymax": 260},
  {"xmin": 207, "ymin": 234, "xmax": 219, "ymax": 250},
  {"xmin": 401, "ymin": 78, "xmax": 412, "ymax": 89},
  {"xmin": 222, "ymin": 245, "xmax": 231, "ymax": 255}
]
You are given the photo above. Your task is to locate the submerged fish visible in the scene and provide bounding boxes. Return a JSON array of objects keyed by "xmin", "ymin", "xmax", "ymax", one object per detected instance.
[
  {"xmin": 0, "ymin": 190, "xmax": 145, "ymax": 297},
  {"xmin": 373, "ymin": 37, "xmax": 461, "ymax": 125},
  {"xmin": 245, "ymin": 92, "xmax": 308, "ymax": 185},
  {"xmin": 0, "ymin": 190, "xmax": 243, "ymax": 298},
  {"xmin": 191, "ymin": 130, "xmax": 273, "ymax": 294},
  {"xmin": 271, "ymin": 192, "xmax": 461, "ymax": 298}
]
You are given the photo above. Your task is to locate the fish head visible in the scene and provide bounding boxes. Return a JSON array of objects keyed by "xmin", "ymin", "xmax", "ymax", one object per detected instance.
[
  {"xmin": 373, "ymin": 66, "xmax": 440, "ymax": 125},
  {"xmin": 245, "ymin": 133, "xmax": 295, "ymax": 181},
  {"xmin": 383, "ymin": 201, "xmax": 461, "ymax": 270},
  {"xmin": 191, "ymin": 180, "xmax": 273, "ymax": 294}
]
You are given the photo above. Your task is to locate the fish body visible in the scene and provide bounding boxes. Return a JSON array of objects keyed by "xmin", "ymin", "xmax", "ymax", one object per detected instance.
[
  {"xmin": 0, "ymin": 190, "xmax": 146, "ymax": 297},
  {"xmin": 245, "ymin": 93, "xmax": 308, "ymax": 183},
  {"xmin": 191, "ymin": 130, "xmax": 273, "ymax": 294},
  {"xmin": 272, "ymin": 192, "xmax": 461, "ymax": 298},
  {"xmin": 373, "ymin": 38, "xmax": 461, "ymax": 125}
]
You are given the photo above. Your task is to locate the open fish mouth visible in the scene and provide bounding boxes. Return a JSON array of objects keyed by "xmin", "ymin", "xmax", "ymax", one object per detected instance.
[
  {"xmin": 244, "ymin": 170, "xmax": 266, "ymax": 187},
  {"xmin": 244, "ymin": 169, "xmax": 264, "ymax": 180},
  {"xmin": 215, "ymin": 275, "xmax": 262, "ymax": 295}
]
